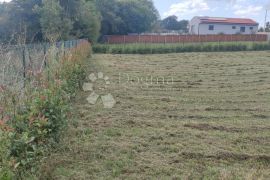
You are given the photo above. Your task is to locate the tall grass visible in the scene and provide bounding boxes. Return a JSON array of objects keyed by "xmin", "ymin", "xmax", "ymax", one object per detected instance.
[{"xmin": 93, "ymin": 42, "xmax": 270, "ymax": 54}]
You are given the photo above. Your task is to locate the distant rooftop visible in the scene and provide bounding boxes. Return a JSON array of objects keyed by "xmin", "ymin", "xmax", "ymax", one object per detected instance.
[{"xmin": 195, "ymin": 16, "xmax": 258, "ymax": 25}]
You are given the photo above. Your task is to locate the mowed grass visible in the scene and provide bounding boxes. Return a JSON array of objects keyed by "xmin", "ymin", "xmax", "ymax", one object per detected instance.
[{"xmin": 42, "ymin": 51, "xmax": 270, "ymax": 179}]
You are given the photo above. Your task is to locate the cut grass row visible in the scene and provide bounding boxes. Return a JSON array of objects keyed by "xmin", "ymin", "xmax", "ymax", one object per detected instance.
[
  {"xmin": 93, "ymin": 42, "xmax": 270, "ymax": 54},
  {"xmin": 41, "ymin": 52, "xmax": 270, "ymax": 179}
]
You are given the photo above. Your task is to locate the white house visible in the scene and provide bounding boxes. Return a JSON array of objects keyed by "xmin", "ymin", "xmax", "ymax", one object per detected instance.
[{"xmin": 189, "ymin": 17, "xmax": 259, "ymax": 35}]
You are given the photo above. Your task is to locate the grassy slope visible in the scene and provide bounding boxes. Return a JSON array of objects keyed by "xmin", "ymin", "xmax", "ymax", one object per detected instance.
[{"xmin": 42, "ymin": 52, "xmax": 270, "ymax": 179}]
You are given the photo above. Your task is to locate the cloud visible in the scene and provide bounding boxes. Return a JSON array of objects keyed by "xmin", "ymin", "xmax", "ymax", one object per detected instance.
[
  {"xmin": 233, "ymin": 4, "xmax": 263, "ymax": 16},
  {"xmin": 267, "ymin": 1, "xmax": 270, "ymax": 9},
  {"xmin": 163, "ymin": 0, "xmax": 210, "ymax": 18},
  {"xmin": 0, "ymin": 0, "xmax": 11, "ymax": 2}
]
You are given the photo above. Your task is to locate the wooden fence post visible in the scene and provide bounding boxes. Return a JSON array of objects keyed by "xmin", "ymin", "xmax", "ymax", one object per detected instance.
[
  {"xmin": 43, "ymin": 44, "xmax": 47, "ymax": 68},
  {"xmin": 22, "ymin": 47, "xmax": 26, "ymax": 80}
]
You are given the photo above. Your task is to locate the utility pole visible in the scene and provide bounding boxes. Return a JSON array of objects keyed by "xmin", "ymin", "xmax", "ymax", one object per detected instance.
[{"xmin": 264, "ymin": 9, "xmax": 268, "ymax": 31}]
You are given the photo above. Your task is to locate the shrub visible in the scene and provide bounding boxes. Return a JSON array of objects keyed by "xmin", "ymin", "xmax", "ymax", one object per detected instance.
[
  {"xmin": 175, "ymin": 46, "xmax": 183, "ymax": 53},
  {"xmin": 0, "ymin": 128, "xmax": 13, "ymax": 180},
  {"xmin": 252, "ymin": 43, "xmax": 270, "ymax": 51},
  {"xmin": 111, "ymin": 47, "xmax": 123, "ymax": 54},
  {"xmin": 92, "ymin": 45, "xmax": 108, "ymax": 53},
  {"xmin": 9, "ymin": 87, "xmax": 68, "ymax": 174},
  {"xmin": 193, "ymin": 45, "xmax": 202, "ymax": 52},
  {"xmin": 0, "ymin": 40, "xmax": 91, "ymax": 178}
]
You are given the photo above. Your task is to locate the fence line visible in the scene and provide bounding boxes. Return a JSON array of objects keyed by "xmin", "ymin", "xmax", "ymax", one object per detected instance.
[
  {"xmin": 0, "ymin": 39, "xmax": 88, "ymax": 89},
  {"xmin": 104, "ymin": 34, "xmax": 268, "ymax": 44}
]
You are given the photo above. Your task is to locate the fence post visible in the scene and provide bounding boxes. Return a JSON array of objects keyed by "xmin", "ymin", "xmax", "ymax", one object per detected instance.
[
  {"xmin": 22, "ymin": 47, "xmax": 26, "ymax": 80},
  {"xmin": 43, "ymin": 44, "xmax": 47, "ymax": 68}
]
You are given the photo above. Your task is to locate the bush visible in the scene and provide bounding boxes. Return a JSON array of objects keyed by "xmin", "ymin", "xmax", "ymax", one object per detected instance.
[
  {"xmin": 0, "ymin": 40, "xmax": 91, "ymax": 178},
  {"xmin": 252, "ymin": 43, "xmax": 270, "ymax": 51},
  {"xmin": 0, "ymin": 129, "xmax": 13, "ymax": 180},
  {"xmin": 175, "ymin": 46, "xmax": 183, "ymax": 53},
  {"xmin": 92, "ymin": 45, "xmax": 109, "ymax": 53},
  {"xmin": 9, "ymin": 86, "xmax": 68, "ymax": 174}
]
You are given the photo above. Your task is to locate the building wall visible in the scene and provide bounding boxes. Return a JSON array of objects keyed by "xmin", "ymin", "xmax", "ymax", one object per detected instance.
[
  {"xmin": 198, "ymin": 24, "xmax": 258, "ymax": 35},
  {"xmin": 189, "ymin": 17, "xmax": 201, "ymax": 34}
]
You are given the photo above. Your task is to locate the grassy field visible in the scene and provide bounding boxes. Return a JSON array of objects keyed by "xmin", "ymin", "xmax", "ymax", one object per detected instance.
[{"xmin": 42, "ymin": 51, "xmax": 270, "ymax": 179}]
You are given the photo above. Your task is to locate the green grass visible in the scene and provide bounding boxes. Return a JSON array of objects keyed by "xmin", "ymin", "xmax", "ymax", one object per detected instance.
[
  {"xmin": 93, "ymin": 42, "xmax": 270, "ymax": 54},
  {"xmin": 41, "ymin": 51, "xmax": 270, "ymax": 179}
]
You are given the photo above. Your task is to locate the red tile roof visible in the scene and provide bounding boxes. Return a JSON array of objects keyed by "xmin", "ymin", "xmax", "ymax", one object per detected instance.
[{"xmin": 198, "ymin": 17, "xmax": 258, "ymax": 25}]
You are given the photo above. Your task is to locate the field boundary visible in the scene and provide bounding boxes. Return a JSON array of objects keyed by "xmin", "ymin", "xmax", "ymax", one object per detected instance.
[
  {"xmin": 93, "ymin": 42, "xmax": 270, "ymax": 54},
  {"xmin": 104, "ymin": 34, "xmax": 267, "ymax": 44},
  {"xmin": 0, "ymin": 39, "xmax": 88, "ymax": 88}
]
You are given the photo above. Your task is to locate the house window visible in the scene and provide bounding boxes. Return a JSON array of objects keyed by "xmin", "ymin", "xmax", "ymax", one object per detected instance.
[
  {"xmin": 240, "ymin": 27, "xmax": 246, "ymax": 33},
  {"xmin": 232, "ymin": 26, "xmax": 236, "ymax": 29},
  {"xmin": 209, "ymin": 25, "xmax": 214, "ymax": 31},
  {"xmin": 250, "ymin": 27, "xmax": 254, "ymax": 30}
]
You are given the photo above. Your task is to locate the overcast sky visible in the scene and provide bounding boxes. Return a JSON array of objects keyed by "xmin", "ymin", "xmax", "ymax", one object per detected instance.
[
  {"xmin": 153, "ymin": 0, "xmax": 269, "ymax": 27},
  {"xmin": 1, "ymin": 0, "xmax": 269, "ymax": 27}
]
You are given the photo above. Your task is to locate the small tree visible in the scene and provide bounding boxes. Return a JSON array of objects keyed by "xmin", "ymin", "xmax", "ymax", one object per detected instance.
[
  {"xmin": 161, "ymin": 16, "xmax": 189, "ymax": 32},
  {"xmin": 37, "ymin": 0, "xmax": 72, "ymax": 42},
  {"xmin": 71, "ymin": 0, "xmax": 100, "ymax": 42}
]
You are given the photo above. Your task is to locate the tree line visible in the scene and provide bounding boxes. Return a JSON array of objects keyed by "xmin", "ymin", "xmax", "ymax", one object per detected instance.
[{"xmin": 0, "ymin": 0, "xmax": 189, "ymax": 43}]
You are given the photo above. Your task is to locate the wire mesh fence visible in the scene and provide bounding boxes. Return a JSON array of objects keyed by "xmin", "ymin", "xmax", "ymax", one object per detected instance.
[{"xmin": 0, "ymin": 39, "xmax": 88, "ymax": 90}]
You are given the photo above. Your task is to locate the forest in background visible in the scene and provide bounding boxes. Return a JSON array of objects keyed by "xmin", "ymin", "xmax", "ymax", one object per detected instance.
[{"xmin": 0, "ymin": 0, "xmax": 190, "ymax": 44}]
